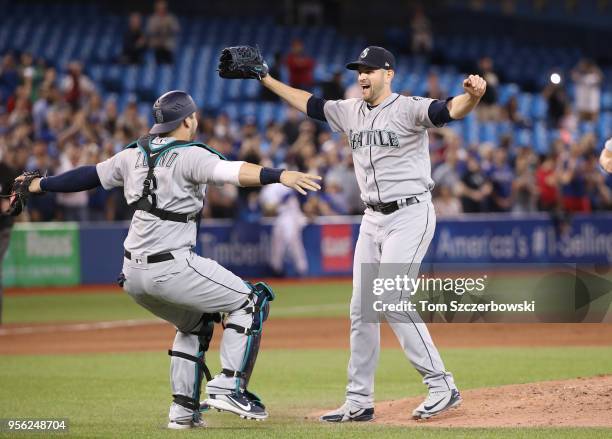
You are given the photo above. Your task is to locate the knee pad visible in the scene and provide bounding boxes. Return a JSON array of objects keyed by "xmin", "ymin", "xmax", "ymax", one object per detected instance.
[{"xmin": 221, "ymin": 281, "xmax": 275, "ymax": 389}]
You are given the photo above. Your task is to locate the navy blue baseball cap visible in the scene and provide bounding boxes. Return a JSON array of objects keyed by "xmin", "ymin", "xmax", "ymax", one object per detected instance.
[
  {"xmin": 149, "ymin": 90, "xmax": 197, "ymax": 135},
  {"xmin": 346, "ymin": 46, "xmax": 396, "ymax": 71}
]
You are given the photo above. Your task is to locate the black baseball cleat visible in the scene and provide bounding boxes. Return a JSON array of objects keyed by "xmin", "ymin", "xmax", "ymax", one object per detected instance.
[
  {"xmin": 320, "ymin": 402, "xmax": 375, "ymax": 423},
  {"xmin": 204, "ymin": 391, "xmax": 268, "ymax": 420}
]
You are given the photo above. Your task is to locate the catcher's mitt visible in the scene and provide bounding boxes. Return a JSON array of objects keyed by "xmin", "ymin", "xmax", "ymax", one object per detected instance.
[
  {"xmin": 1, "ymin": 170, "xmax": 43, "ymax": 217},
  {"xmin": 218, "ymin": 46, "xmax": 269, "ymax": 80}
]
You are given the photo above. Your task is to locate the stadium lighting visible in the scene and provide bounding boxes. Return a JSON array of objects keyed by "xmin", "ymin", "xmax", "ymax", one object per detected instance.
[{"xmin": 550, "ymin": 73, "xmax": 562, "ymax": 84}]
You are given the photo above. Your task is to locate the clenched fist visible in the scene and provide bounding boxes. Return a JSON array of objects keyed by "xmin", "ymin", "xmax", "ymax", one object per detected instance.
[{"xmin": 463, "ymin": 75, "xmax": 487, "ymax": 99}]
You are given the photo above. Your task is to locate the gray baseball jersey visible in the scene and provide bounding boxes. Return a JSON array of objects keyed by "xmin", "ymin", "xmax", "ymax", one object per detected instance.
[
  {"xmin": 320, "ymin": 92, "xmax": 457, "ymax": 409},
  {"xmin": 96, "ymin": 136, "xmax": 220, "ymax": 254},
  {"xmin": 97, "ymin": 135, "xmax": 268, "ymax": 422},
  {"xmin": 324, "ymin": 93, "xmax": 440, "ymax": 204}
]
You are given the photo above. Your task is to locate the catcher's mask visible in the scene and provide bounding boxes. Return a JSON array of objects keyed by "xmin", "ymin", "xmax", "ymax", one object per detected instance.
[{"xmin": 149, "ymin": 90, "xmax": 197, "ymax": 135}]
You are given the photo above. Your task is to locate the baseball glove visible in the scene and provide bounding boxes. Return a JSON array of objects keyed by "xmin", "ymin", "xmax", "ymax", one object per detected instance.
[
  {"xmin": 218, "ymin": 46, "xmax": 269, "ymax": 80},
  {"xmin": 1, "ymin": 170, "xmax": 43, "ymax": 217}
]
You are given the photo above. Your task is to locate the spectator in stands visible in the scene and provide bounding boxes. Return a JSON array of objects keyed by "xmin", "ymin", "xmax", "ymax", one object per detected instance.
[
  {"xmin": 459, "ymin": 153, "xmax": 492, "ymax": 213},
  {"xmin": 432, "ymin": 143, "xmax": 463, "ymax": 189},
  {"xmin": 282, "ymin": 107, "xmax": 303, "ymax": 146},
  {"xmin": 511, "ymin": 151, "xmax": 538, "ymax": 214},
  {"xmin": 558, "ymin": 140, "xmax": 590, "ymax": 213},
  {"xmin": 571, "ymin": 59, "xmax": 603, "ymax": 122},
  {"xmin": 321, "ymin": 71, "xmax": 345, "ymax": 101},
  {"xmin": 261, "ymin": 122, "xmax": 288, "ymax": 166},
  {"xmin": 542, "ymin": 81, "xmax": 569, "ymax": 129},
  {"xmin": 0, "ymin": 152, "xmax": 19, "ymax": 325},
  {"xmin": 7, "ymin": 87, "xmax": 32, "ymax": 127},
  {"xmin": 410, "ymin": 5, "xmax": 433, "ymax": 56},
  {"xmin": 32, "ymin": 83, "xmax": 60, "ymax": 137},
  {"xmin": 147, "ymin": 0, "xmax": 179, "ymax": 64},
  {"xmin": 61, "ymin": 61, "xmax": 95, "ymax": 110},
  {"xmin": 285, "ymin": 39, "xmax": 315, "ymax": 90},
  {"xmin": 102, "ymin": 97, "xmax": 119, "ymax": 137},
  {"xmin": 476, "ymin": 57, "xmax": 500, "ymax": 121},
  {"xmin": 26, "ymin": 140, "xmax": 58, "ymax": 221},
  {"xmin": 424, "ymin": 72, "xmax": 445, "ymax": 100},
  {"xmin": 0, "ymin": 54, "xmax": 19, "ymax": 105},
  {"xmin": 56, "ymin": 142, "xmax": 89, "ymax": 221},
  {"xmin": 535, "ymin": 150, "xmax": 559, "ymax": 211},
  {"xmin": 117, "ymin": 98, "xmax": 146, "ymax": 139},
  {"xmin": 19, "ymin": 53, "xmax": 44, "ymax": 102},
  {"xmin": 236, "ymin": 135, "xmax": 263, "ymax": 223},
  {"xmin": 121, "ymin": 12, "xmax": 147, "ymax": 64},
  {"xmin": 204, "ymin": 183, "xmax": 238, "ymax": 219},
  {"xmin": 488, "ymin": 147, "xmax": 513, "ymax": 211},
  {"xmin": 433, "ymin": 184, "xmax": 462, "ymax": 217},
  {"xmin": 503, "ymin": 95, "xmax": 529, "ymax": 128}
]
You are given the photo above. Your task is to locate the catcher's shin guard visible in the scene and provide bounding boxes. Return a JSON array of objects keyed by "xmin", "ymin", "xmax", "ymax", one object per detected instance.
[
  {"xmin": 213, "ymin": 282, "xmax": 275, "ymax": 396},
  {"xmin": 168, "ymin": 313, "xmax": 220, "ymax": 417}
]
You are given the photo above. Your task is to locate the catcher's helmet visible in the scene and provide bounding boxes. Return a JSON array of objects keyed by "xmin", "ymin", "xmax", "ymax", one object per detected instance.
[{"xmin": 149, "ymin": 90, "xmax": 197, "ymax": 135}]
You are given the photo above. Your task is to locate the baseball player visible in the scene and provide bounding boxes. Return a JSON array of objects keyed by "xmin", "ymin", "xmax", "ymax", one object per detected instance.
[
  {"xmin": 600, "ymin": 138, "xmax": 612, "ymax": 173},
  {"xmin": 217, "ymin": 45, "xmax": 486, "ymax": 421},
  {"xmin": 12, "ymin": 90, "xmax": 322, "ymax": 429}
]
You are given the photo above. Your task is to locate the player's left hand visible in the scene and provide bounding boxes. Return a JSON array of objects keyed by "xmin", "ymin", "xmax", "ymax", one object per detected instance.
[
  {"xmin": 280, "ymin": 171, "xmax": 322, "ymax": 195},
  {"xmin": 463, "ymin": 75, "xmax": 487, "ymax": 99}
]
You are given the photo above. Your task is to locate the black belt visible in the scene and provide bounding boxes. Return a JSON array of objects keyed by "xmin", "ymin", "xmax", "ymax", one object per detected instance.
[
  {"xmin": 366, "ymin": 196, "xmax": 420, "ymax": 215},
  {"xmin": 124, "ymin": 250, "xmax": 174, "ymax": 263}
]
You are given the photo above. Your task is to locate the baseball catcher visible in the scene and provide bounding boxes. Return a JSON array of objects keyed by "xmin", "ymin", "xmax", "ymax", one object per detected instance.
[{"xmin": 11, "ymin": 90, "xmax": 322, "ymax": 429}]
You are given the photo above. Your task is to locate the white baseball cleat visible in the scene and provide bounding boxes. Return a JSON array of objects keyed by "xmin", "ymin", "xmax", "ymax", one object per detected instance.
[{"xmin": 412, "ymin": 389, "xmax": 462, "ymax": 420}]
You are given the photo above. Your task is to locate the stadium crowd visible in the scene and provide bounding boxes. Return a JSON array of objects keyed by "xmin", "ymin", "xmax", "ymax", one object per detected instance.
[{"xmin": 0, "ymin": 40, "xmax": 610, "ymax": 223}]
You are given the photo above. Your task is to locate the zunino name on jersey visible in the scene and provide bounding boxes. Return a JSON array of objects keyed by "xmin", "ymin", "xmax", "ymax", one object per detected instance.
[
  {"xmin": 134, "ymin": 150, "xmax": 180, "ymax": 169},
  {"xmin": 349, "ymin": 129, "xmax": 400, "ymax": 150}
]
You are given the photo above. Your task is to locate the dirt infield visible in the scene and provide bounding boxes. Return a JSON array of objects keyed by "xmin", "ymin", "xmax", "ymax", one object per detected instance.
[
  {"xmin": 345, "ymin": 375, "xmax": 612, "ymax": 428},
  {"xmin": 1, "ymin": 318, "xmax": 611, "ymax": 355}
]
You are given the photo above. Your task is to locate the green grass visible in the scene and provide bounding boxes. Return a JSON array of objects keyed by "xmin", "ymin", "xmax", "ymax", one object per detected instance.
[
  {"xmin": 3, "ymin": 281, "xmax": 353, "ymax": 323},
  {"xmin": 3, "ymin": 281, "xmax": 612, "ymax": 437},
  {"xmin": 0, "ymin": 347, "xmax": 611, "ymax": 438}
]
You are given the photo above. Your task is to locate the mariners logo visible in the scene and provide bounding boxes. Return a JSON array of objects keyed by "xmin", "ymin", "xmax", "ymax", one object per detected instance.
[
  {"xmin": 155, "ymin": 109, "xmax": 164, "ymax": 123},
  {"xmin": 360, "ymin": 48, "xmax": 369, "ymax": 59}
]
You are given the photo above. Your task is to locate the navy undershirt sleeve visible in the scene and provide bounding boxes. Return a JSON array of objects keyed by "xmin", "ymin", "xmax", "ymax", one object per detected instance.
[
  {"xmin": 307, "ymin": 96, "xmax": 327, "ymax": 122},
  {"xmin": 40, "ymin": 165, "xmax": 101, "ymax": 192},
  {"xmin": 428, "ymin": 97, "xmax": 454, "ymax": 127}
]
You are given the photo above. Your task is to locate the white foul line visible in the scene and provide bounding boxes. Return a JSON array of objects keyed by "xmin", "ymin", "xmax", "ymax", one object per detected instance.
[{"xmin": 0, "ymin": 319, "xmax": 167, "ymax": 336}]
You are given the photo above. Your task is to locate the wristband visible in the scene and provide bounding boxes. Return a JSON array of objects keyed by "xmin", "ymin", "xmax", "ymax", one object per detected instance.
[
  {"xmin": 260, "ymin": 168, "xmax": 285, "ymax": 185},
  {"xmin": 606, "ymin": 138, "xmax": 612, "ymax": 152}
]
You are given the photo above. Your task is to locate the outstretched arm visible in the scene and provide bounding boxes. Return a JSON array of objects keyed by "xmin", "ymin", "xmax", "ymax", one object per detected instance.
[
  {"xmin": 260, "ymin": 75, "xmax": 312, "ymax": 115},
  {"xmin": 447, "ymin": 75, "xmax": 487, "ymax": 119},
  {"xmin": 26, "ymin": 166, "xmax": 101, "ymax": 194},
  {"xmin": 211, "ymin": 161, "xmax": 322, "ymax": 195}
]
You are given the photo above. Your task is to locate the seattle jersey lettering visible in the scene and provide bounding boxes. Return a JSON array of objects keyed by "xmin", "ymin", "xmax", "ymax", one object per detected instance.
[{"xmin": 349, "ymin": 129, "xmax": 400, "ymax": 150}]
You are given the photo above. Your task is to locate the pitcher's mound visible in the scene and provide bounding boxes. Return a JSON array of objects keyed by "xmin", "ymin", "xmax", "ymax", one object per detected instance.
[{"xmin": 315, "ymin": 375, "xmax": 612, "ymax": 428}]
